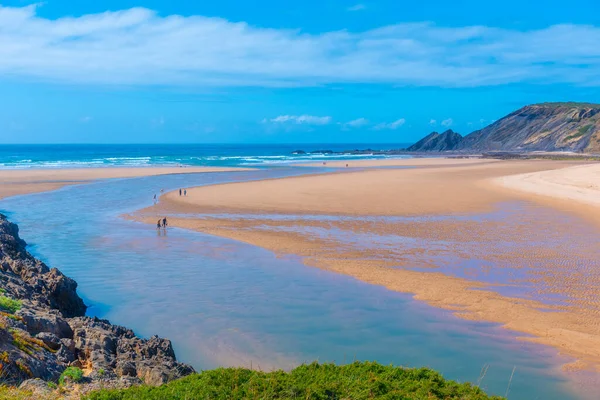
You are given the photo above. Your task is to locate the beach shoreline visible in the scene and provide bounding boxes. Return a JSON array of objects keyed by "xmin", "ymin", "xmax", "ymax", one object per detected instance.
[
  {"xmin": 131, "ymin": 158, "xmax": 600, "ymax": 379},
  {"xmin": 0, "ymin": 166, "xmax": 251, "ymax": 200}
]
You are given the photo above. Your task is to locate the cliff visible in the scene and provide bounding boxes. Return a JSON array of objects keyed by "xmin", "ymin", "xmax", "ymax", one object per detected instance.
[
  {"xmin": 0, "ymin": 214, "xmax": 194, "ymax": 395},
  {"xmin": 407, "ymin": 103, "xmax": 600, "ymax": 153},
  {"xmin": 406, "ymin": 130, "xmax": 463, "ymax": 152},
  {"xmin": 458, "ymin": 103, "xmax": 600, "ymax": 152}
]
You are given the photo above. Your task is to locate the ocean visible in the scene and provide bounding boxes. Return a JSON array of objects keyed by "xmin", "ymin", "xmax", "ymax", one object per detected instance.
[{"xmin": 0, "ymin": 144, "xmax": 412, "ymax": 168}]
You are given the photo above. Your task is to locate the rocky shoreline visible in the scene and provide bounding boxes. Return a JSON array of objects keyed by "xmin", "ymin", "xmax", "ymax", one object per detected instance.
[{"xmin": 0, "ymin": 213, "xmax": 194, "ymax": 396}]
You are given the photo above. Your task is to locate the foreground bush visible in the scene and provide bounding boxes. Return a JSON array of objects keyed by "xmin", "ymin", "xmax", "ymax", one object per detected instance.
[{"xmin": 84, "ymin": 361, "xmax": 504, "ymax": 400}]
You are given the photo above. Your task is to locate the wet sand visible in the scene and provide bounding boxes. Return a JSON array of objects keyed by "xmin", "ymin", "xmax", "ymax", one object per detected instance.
[
  {"xmin": 0, "ymin": 166, "xmax": 249, "ymax": 200},
  {"xmin": 162, "ymin": 159, "xmax": 583, "ymax": 216},
  {"xmin": 295, "ymin": 157, "xmax": 493, "ymax": 168},
  {"xmin": 133, "ymin": 158, "xmax": 600, "ymax": 377}
]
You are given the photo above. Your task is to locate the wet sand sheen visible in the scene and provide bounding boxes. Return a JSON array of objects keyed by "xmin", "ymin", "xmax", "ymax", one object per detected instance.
[{"xmin": 133, "ymin": 159, "xmax": 600, "ymax": 378}]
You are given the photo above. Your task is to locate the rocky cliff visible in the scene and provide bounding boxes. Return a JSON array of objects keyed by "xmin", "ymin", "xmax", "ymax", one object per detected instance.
[
  {"xmin": 0, "ymin": 214, "xmax": 194, "ymax": 394},
  {"xmin": 407, "ymin": 103, "xmax": 600, "ymax": 153},
  {"xmin": 458, "ymin": 103, "xmax": 600, "ymax": 152},
  {"xmin": 406, "ymin": 130, "xmax": 463, "ymax": 152}
]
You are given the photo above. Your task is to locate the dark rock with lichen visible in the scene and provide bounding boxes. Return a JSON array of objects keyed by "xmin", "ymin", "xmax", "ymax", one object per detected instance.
[{"xmin": 0, "ymin": 213, "xmax": 194, "ymax": 391}]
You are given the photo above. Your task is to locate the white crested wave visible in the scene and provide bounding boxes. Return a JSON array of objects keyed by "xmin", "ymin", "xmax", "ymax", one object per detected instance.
[{"xmin": 0, "ymin": 148, "xmax": 410, "ymax": 169}]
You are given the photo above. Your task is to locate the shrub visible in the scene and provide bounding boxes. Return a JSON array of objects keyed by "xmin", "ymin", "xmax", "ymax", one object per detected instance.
[
  {"xmin": 59, "ymin": 367, "xmax": 84, "ymax": 386},
  {"xmin": 0, "ymin": 296, "xmax": 21, "ymax": 314},
  {"xmin": 84, "ymin": 361, "xmax": 504, "ymax": 400}
]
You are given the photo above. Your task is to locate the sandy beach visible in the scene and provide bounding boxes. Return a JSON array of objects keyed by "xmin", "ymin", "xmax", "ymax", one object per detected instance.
[
  {"xmin": 495, "ymin": 163, "xmax": 600, "ymax": 207},
  {"xmin": 133, "ymin": 158, "xmax": 600, "ymax": 376},
  {"xmin": 295, "ymin": 156, "xmax": 493, "ymax": 168},
  {"xmin": 0, "ymin": 166, "xmax": 249, "ymax": 200}
]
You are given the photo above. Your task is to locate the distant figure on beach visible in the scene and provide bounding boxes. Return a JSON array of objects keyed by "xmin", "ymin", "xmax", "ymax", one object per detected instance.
[
  {"xmin": 156, "ymin": 219, "xmax": 161, "ymax": 229},
  {"xmin": 346, "ymin": 164, "xmax": 348, "ymax": 167},
  {"xmin": 179, "ymin": 188, "xmax": 182, "ymax": 196},
  {"xmin": 184, "ymin": 189, "xmax": 187, "ymax": 196},
  {"xmin": 162, "ymin": 217, "xmax": 168, "ymax": 228},
  {"xmin": 153, "ymin": 194, "xmax": 157, "ymax": 204}
]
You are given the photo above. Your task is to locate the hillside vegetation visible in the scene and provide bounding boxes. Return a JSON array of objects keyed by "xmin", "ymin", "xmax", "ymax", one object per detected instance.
[{"xmin": 83, "ymin": 362, "xmax": 504, "ymax": 400}]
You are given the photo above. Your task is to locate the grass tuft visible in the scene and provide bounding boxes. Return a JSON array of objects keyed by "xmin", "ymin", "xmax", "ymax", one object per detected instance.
[
  {"xmin": 59, "ymin": 366, "xmax": 84, "ymax": 386},
  {"xmin": 0, "ymin": 296, "xmax": 21, "ymax": 314}
]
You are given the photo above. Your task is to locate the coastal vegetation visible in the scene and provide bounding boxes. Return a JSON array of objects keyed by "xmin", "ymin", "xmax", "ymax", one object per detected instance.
[
  {"xmin": 0, "ymin": 295, "xmax": 21, "ymax": 314},
  {"xmin": 84, "ymin": 362, "xmax": 503, "ymax": 400},
  {"xmin": 59, "ymin": 367, "xmax": 84, "ymax": 386}
]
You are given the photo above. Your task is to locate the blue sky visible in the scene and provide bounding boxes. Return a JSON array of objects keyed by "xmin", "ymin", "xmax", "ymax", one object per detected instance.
[{"xmin": 0, "ymin": 1, "xmax": 599, "ymax": 144}]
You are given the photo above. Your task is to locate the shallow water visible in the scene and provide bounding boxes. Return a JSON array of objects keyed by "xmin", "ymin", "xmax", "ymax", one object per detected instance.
[{"xmin": 0, "ymin": 169, "xmax": 583, "ymax": 399}]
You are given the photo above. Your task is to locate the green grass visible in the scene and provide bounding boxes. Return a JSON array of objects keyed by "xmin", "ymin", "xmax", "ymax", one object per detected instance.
[
  {"xmin": 59, "ymin": 366, "xmax": 84, "ymax": 386},
  {"xmin": 84, "ymin": 362, "xmax": 504, "ymax": 400},
  {"xmin": 0, "ymin": 296, "xmax": 21, "ymax": 314}
]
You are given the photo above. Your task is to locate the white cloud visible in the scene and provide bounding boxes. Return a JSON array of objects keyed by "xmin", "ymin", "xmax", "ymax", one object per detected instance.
[
  {"xmin": 344, "ymin": 118, "xmax": 369, "ymax": 128},
  {"xmin": 441, "ymin": 118, "xmax": 453, "ymax": 127},
  {"xmin": 373, "ymin": 118, "xmax": 406, "ymax": 130},
  {"xmin": 429, "ymin": 119, "xmax": 437, "ymax": 126},
  {"xmin": 269, "ymin": 115, "xmax": 332, "ymax": 125},
  {"xmin": 0, "ymin": 5, "xmax": 599, "ymax": 87},
  {"xmin": 348, "ymin": 4, "xmax": 366, "ymax": 11}
]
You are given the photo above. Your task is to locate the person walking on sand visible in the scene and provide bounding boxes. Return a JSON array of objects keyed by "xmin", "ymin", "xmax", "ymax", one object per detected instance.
[
  {"xmin": 184, "ymin": 189, "xmax": 187, "ymax": 196},
  {"xmin": 179, "ymin": 188, "xmax": 182, "ymax": 196}
]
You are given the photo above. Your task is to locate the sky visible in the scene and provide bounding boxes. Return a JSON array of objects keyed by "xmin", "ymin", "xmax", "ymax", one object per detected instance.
[{"xmin": 0, "ymin": 1, "xmax": 599, "ymax": 144}]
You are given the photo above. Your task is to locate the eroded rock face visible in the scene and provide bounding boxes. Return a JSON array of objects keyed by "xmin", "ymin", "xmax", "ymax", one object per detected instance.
[
  {"xmin": 0, "ymin": 213, "xmax": 195, "ymax": 389},
  {"xmin": 458, "ymin": 103, "xmax": 600, "ymax": 152},
  {"xmin": 405, "ymin": 103, "xmax": 600, "ymax": 153},
  {"xmin": 0, "ymin": 216, "xmax": 86, "ymax": 318},
  {"xmin": 407, "ymin": 130, "xmax": 463, "ymax": 152}
]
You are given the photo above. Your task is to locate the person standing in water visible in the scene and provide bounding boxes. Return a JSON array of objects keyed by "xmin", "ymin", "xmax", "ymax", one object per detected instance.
[
  {"xmin": 156, "ymin": 219, "xmax": 161, "ymax": 229},
  {"xmin": 162, "ymin": 217, "xmax": 168, "ymax": 228}
]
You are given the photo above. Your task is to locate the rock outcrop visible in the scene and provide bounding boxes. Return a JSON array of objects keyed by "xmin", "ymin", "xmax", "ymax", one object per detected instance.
[
  {"xmin": 406, "ymin": 103, "xmax": 600, "ymax": 153},
  {"xmin": 0, "ymin": 214, "xmax": 194, "ymax": 391},
  {"xmin": 458, "ymin": 103, "xmax": 600, "ymax": 152},
  {"xmin": 406, "ymin": 130, "xmax": 463, "ymax": 152}
]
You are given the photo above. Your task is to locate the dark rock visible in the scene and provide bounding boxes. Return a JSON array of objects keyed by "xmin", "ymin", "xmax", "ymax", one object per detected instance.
[
  {"xmin": 0, "ymin": 215, "xmax": 87, "ymax": 317},
  {"xmin": 0, "ymin": 214, "xmax": 195, "ymax": 391},
  {"xmin": 18, "ymin": 379, "xmax": 54, "ymax": 396},
  {"xmin": 35, "ymin": 332, "xmax": 61, "ymax": 351},
  {"xmin": 18, "ymin": 309, "xmax": 73, "ymax": 338},
  {"xmin": 407, "ymin": 130, "xmax": 463, "ymax": 152},
  {"xmin": 116, "ymin": 361, "xmax": 137, "ymax": 377}
]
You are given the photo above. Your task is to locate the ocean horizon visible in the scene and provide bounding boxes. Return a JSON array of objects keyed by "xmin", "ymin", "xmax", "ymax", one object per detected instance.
[{"xmin": 0, "ymin": 143, "xmax": 413, "ymax": 169}]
